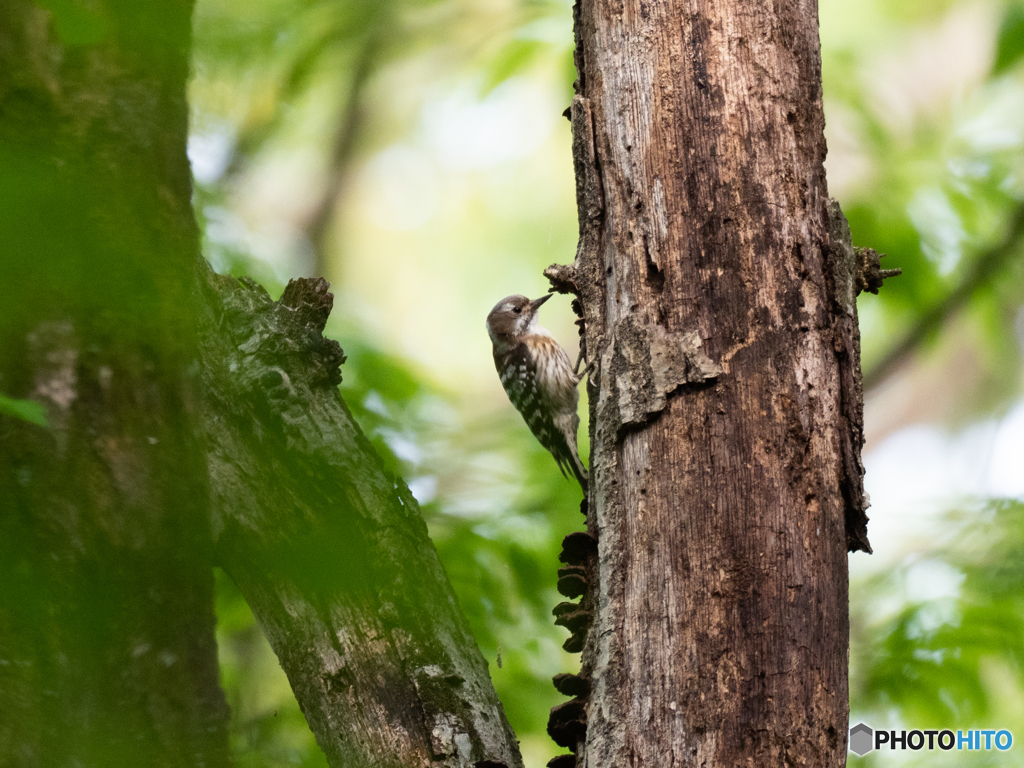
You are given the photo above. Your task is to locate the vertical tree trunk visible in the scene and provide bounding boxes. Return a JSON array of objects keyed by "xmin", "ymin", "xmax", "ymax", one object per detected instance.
[
  {"xmin": 1, "ymin": 5, "xmax": 528, "ymax": 767},
  {"xmin": 554, "ymin": 0, "xmax": 864, "ymax": 764},
  {"xmin": 0, "ymin": 3, "xmax": 230, "ymax": 765}
]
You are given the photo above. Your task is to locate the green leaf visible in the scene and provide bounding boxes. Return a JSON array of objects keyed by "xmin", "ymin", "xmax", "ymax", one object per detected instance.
[
  {"xmin": 993, "ymin": 5, "xmax": 1024, "ymax": 75},
  {"xmin": 0, "ymin": 395, "xmax": 48, "ymax": 428}
]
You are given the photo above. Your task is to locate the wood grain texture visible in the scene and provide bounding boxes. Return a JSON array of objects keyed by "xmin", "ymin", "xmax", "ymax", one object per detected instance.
[{"xmin": 562, "ymin": 0, "xmax": 858, "ymax": 764}]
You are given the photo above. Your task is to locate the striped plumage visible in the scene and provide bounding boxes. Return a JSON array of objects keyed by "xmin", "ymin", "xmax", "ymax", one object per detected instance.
[{"xmin": 486, "ymin": 294, "xmax": 588, "ymax": 493}]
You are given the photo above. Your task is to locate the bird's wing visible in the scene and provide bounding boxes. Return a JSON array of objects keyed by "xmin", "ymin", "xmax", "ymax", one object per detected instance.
[{"xmin": 495, "ymin": 343, "xmax": 586, "ymax": 489}]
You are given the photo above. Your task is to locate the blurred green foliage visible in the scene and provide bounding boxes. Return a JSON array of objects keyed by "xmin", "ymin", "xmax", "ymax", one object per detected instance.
[
  {"xmin": 35, "ymin": 0, "xmax": 109, "ymax": 45},
  {"xmin": 995, "ymin": 3, "xmax": 1024, "ymax": 74},
  {"xmin": 854, "ymin": 501, "xmax": 1024, "ymax": 726},
  {"xmin": 189, "ymin": 0, "xmax": 1024, "ymax": 765},
  {"xmin": 849, "ymin": 500, "xmax": 1024, "ymax": 766}
]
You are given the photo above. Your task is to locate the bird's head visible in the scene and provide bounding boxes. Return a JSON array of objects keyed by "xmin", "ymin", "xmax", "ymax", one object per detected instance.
[{"xmin": 486, "ymin": 293, "xmax": 551, "ymax": 344}]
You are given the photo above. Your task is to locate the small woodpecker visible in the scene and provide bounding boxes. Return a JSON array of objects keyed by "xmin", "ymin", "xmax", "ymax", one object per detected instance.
[{"xmin": 486, "ymin": 293, "xmax": 588, "ymax": 493}]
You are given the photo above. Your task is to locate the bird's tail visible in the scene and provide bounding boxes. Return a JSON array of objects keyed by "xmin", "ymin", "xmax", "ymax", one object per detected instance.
[
  {"xmin": 563, "ymin": 434, "xmax": 588, "ymax": 496},
  {"xmin": 571, "ymin": 453, "xmax": 588, "ymax": 496}
]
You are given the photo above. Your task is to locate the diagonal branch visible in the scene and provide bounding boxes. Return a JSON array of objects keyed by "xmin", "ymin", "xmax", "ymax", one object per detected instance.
[
  {"xmin": 863, "ymin": 202, "xmax": 1024, "ymax": 391},
  {"xmin": 197, "ymin": 265, "xmax": 523, "ymax": 768}
]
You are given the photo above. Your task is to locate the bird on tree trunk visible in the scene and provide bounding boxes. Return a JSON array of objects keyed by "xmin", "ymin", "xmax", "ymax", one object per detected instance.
[{"xmin": 486, "ymin": 293, "xmax": 588, "ymax": 494}]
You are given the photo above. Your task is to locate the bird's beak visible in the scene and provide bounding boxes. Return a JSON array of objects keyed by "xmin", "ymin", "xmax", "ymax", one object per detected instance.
[{"xmin": 529, "ymin": 294, "xmax": 553, "ymax": 311}]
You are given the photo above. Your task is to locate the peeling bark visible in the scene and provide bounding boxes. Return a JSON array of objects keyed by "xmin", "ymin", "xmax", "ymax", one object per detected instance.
[
  {"xmin": 546, "ymin": 0, "xmax": 865, "ymax": 765},
  {"xmin": 610, "ymin": 318, "xmax": 721, "ymax": 431},
  {"xmin": 826, "ymin": 200, "xmax": 872, "ymax": 554}
]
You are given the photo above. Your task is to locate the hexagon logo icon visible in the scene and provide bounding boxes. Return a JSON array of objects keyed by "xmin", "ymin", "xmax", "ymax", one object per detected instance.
[{"xmin": 849, "ymin": 723, "xmax": 874, "ymax": 756}]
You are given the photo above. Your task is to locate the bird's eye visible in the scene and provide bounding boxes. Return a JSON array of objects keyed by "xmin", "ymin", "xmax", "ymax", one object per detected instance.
[{"xmin": 512, "ymin": 307, "xmax": 522, "ymax": 314}]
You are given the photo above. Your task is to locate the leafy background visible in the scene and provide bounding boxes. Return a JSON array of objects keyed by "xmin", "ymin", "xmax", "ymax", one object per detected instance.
[{"xmin": 182, "ymin": 0, "xmax": 1024, "ymax": 764}]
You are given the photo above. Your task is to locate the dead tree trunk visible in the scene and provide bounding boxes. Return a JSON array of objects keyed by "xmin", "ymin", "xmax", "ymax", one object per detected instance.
[{"xmin": 547, "ymin": 0, "xmax": 869, "ymax": 765}]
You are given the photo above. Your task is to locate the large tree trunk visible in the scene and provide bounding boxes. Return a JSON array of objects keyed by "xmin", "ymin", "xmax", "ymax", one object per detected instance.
[
  {"xmin": 0, "ymin": 5, "xmax": 525, "ymax": 768},
  {"xmin": 547, "ymin": 0, "xmax": 868, "ymax": 765},
  {"xmin": 0, "ymin": 2, "xmax": 231, "ymax": 766}
]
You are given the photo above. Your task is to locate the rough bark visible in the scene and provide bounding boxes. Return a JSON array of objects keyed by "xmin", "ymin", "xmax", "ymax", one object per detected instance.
[
  {"xmin": 199, "ymin": 268, "xmax": 524, "ymax": 768},
  {"xmin": 547, "ymin": 0, "xmax": 863, "ymax": 765},
  {"xmin": 0, "ymin": 2, "xmax": 230, "ymax": 766}
]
